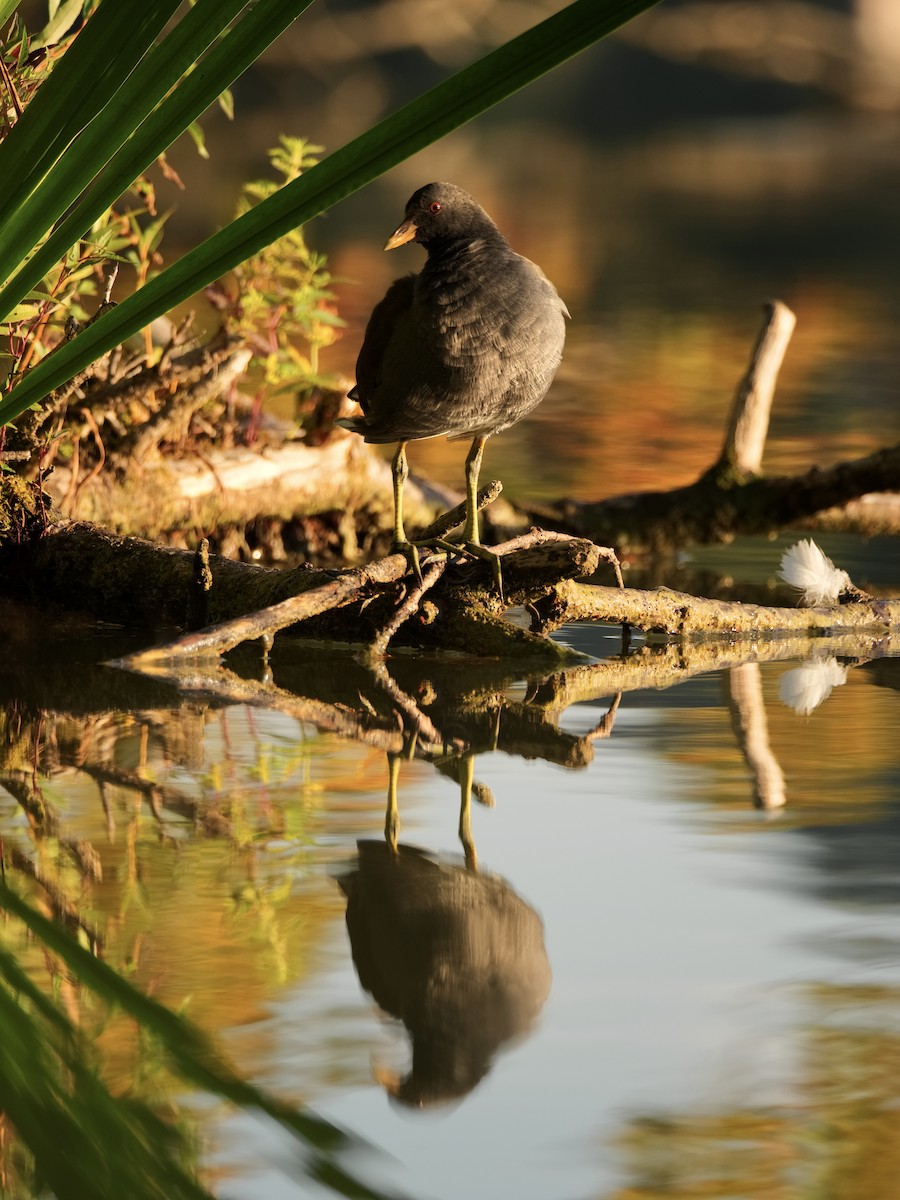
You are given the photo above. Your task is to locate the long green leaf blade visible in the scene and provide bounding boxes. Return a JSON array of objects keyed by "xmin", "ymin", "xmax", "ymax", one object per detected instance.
[
  {"xmin": 0, "ymin": 0, "xmax": 660, "ymax": 424},
  {"xmin": 0, "ymin": 0, "xmax": 184, "ymax": 265},
  {"xmin": 29, "ymin": 0, "xmax": 83, "ymax": 50},
  {"xmin": 0, "ymin": 0, "xmax": 315, "ymax": 323},
  {"xmin": 0, "ymin": 0, "xmax": 20, "ymax": 26},
  {"xmin": 0, "ymin": 0, "xmax": 251, "ymax": 300}
]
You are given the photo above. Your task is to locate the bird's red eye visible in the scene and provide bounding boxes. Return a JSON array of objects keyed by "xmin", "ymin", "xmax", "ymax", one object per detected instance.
[{"xmin": 429, "ymin": 201, "xmax": 442, "ymax": 214}]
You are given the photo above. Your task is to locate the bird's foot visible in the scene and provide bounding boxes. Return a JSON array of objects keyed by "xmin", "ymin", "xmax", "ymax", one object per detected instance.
[
  {"xmin": 462, "ymin": 541, "xmax": 504, "ymax": 601},
  {"xmin": 390, "ymin": 538, "xmax": 423, "ymax": 585},
  {"xmin": 426, "ymin": 537, "xmax": 504, "ymax": 601}
]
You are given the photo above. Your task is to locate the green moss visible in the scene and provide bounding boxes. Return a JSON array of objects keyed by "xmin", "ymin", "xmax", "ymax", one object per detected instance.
[{"xmin": 0, "ymin": 474, "xmax": 50, "ymax": 545}]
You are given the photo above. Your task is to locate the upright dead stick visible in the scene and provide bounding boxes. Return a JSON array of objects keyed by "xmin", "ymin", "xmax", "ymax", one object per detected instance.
[{"xmin": 718, "ymin": 299, "xmax": 797, "ymax": 475}]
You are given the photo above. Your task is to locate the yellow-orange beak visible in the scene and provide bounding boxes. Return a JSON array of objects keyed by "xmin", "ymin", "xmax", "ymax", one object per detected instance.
[{"xmin": 384, "ymin": 218, "xmax": 417, "ymax": 251}]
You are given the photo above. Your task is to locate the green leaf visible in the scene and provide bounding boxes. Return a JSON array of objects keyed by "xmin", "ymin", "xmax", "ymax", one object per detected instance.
[
  {"xmin": 30, "ymin": 0, "xmax": 84, "ymax": 49},
  {"xmin": 0, "ymin": 0, "xmax": 246, "ymax": 292},
  {"xmin": 0, "ymin": 0, "xmax": 21, "ymax": 26},
  {"xmin": 0, "ymin": 0, "xmax": 185, "ymax": 247},
  {"xmin": 185, "ymin": 119, "xmax": 210, "ymax": 159},
  {"xmin": 0, "ymin": 0, "xmax": 660, "ymax": 424},
  {"xmin": 218, "ymin": 86, "xmax": 235, "ymax": 121},
  {"xmin": 0, "ymin": 0, "xmax": 316, "ymax": 323}
]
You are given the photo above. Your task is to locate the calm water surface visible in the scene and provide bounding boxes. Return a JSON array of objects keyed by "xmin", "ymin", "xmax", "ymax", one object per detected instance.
[{"xmin": 2, "ymin": 587, "xmax": 899, "ymax": 1198}]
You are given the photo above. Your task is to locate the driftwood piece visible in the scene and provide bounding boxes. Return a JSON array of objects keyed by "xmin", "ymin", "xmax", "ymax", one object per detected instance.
[
  {"xmin": 538, "ymin": 442, "xmax": 900, "ymax": 553},
  {"xmin": 6, "ymin": 506, "xmax": 899, "ymax": 664},
  {"xmin": 532, "ymin": 577, "xmax": 900, "ymax": 637},
  {"xmin": 5, "ymin": 516, "xmax": 603, "ymax": 660},
  {"xmin": 108, "ymin": 530, "xmax": 605, "ymax": 666},
  {"xmin": 42, "ymin": 432, "xmax": 410, "ymax": 545}
]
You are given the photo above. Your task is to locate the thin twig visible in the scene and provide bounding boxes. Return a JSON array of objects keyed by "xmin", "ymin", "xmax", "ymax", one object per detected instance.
[
  {"xmin": 418, "ymin": 480, "xmax": 503, "ymax": 541},
  {"xmin": 367, "ymin": 557, "xmax": 447, "ymax": 657}
]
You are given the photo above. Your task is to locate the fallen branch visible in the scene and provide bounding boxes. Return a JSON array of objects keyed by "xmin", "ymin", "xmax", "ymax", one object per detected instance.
[
  {"xmin": 542, "ymin": 442, "xmax": 900, "ymax": 553},
  {"xmin": 107, "ymin": 529, "xmax": 603, "ymax": 666},
  {"xmin": 532, "ymin": 577, "xmax": 900, "ymax": 638},
  {"xmin": 7, "ymin": 503, "xmax": 897, "ymax": 664}
]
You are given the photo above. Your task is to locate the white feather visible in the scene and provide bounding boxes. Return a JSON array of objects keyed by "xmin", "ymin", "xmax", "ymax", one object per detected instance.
[
  {"xmin": 778, "ymin": 539, "xmax": 851, "ymax": 606},
  {"xmin": 779, "ymin": 657, "xmax": 848, "ymax": 715}
]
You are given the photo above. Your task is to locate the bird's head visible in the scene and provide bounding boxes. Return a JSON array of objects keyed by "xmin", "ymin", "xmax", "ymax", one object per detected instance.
[{"xmin": 384, "ymin": 182, "xmax": 500, "ymax": 252}]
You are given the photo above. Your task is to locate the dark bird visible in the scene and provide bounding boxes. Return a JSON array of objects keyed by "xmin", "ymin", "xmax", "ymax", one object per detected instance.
[
  {"xmin": 338, "ymin": 839, "xmax": 552, "ymax": 1108},
  {"xmin": 337, "ymin": 182, "xmax": 568, "ymax": 555}
]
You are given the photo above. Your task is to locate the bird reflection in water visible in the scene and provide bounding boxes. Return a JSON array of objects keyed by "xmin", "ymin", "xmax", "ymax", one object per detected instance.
[{"xmin": 337, "ymin": 751, "xmax": 552, "ymax": 1109}]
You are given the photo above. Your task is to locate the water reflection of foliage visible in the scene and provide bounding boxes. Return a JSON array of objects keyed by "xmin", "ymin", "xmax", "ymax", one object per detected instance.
[
  {"xmin": 0, "ymin": 884, "xmax": 395, "ymax": 1200},
  {"xmin": 612, "ymin": 982, "xmax": 900, "ymax": 1200},
  {"xmin": 0, "ymin": 700, "xmax": 395, "ymax": 1199},
  {"xmin": 0, "ymin": 701, "xmax": 352, "ymax": 1037},
  {"xmin": 0, "ymin": 700, "xmax": 352, "ymax": 1012}
]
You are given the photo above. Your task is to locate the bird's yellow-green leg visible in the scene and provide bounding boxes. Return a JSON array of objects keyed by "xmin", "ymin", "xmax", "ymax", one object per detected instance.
[
  {"xmin": 458, "ymin": 752, "xmax": 477, "ymax": 871},
  {"xmin": 384, "ymin": 732, "xmax": 416, "ymax": 852},
  {"xmin": 463, "ymin": 435, "xmax": 486, "ymax": 545},
  {"xmin": 391, "ymin": 440, "xmax": 422, "ymax": 581},
  {"xmin": 463, "ymin": 434, "xmax": 504, "ymax": 597},
  {"xmin": 391, "ymin": 441, "xmax": 410, "ymax": 545},
  {"xmin": 385, "ymin": 750, "xmax": 402, "ymax": 853}
]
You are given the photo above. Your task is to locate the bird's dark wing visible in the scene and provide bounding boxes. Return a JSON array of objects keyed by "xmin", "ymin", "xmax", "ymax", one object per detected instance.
[
  {"xmin": 420, "ymin": 246, "xmax": 565, "ymax": 365},
  {"xmin": 352, "ymin": 274, "xmax": 417, "ymax": 413}
]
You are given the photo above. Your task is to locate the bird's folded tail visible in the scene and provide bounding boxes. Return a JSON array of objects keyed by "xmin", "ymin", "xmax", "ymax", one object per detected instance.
[{"xmin": 335, "ymin": 415, "xmax": 368, "ymax": 434}]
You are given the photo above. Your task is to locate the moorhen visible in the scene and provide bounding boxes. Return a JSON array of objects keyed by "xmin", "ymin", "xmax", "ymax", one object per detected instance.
[{"xmin": 338, "ymin": 182, "xmax": 568, "ymax": 566}]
